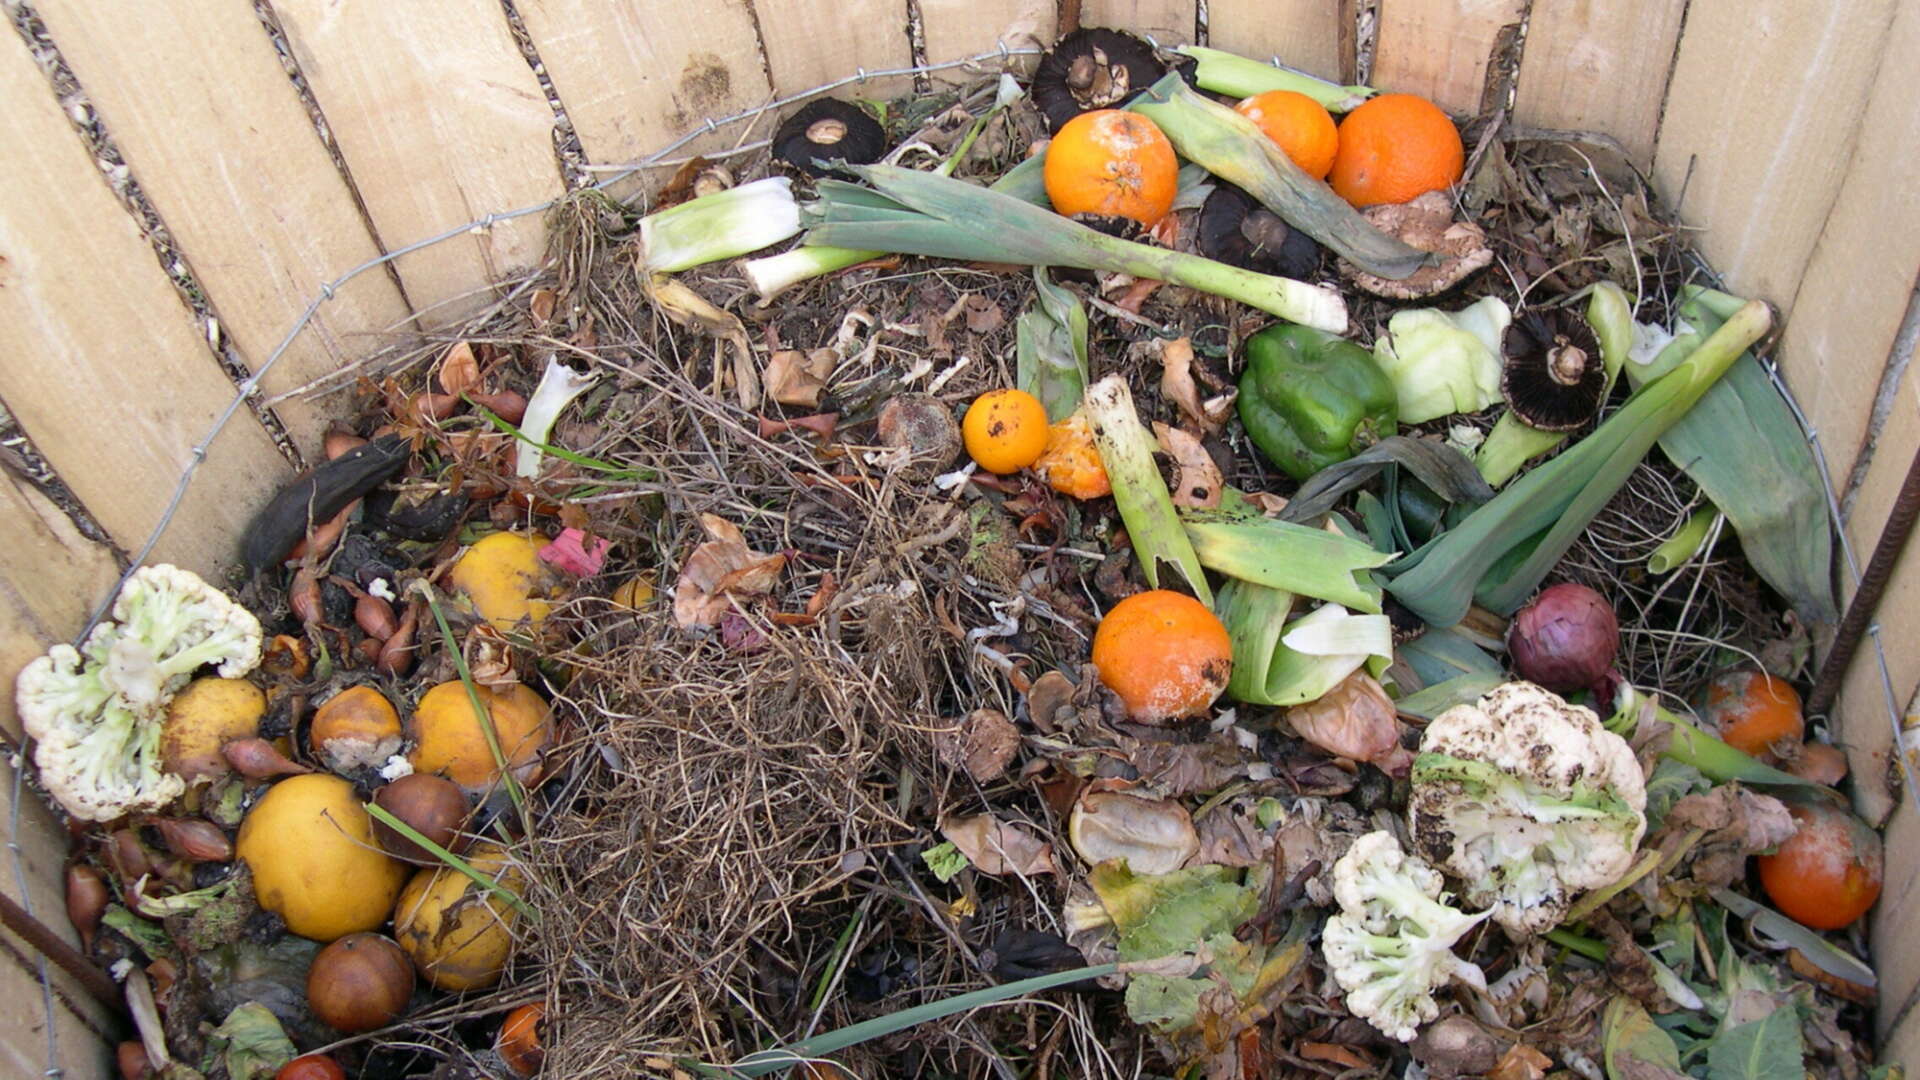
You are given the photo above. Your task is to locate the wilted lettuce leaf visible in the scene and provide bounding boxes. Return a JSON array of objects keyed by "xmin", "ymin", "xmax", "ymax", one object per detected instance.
[
  {"xmin": 208, "ymin": 1002, "xmax": 296, "ymax": 1080},
  {"xmin": 1705, "ymin": 1010, "xmax": 1803, "ymax": 1080},
  {"xmin": 1089, "ymin": 862, "xmax": 1254, "ymax": 962},
  {"xmin": 921, "ymin": 841, "xmax": 969, "ymax": 883}
]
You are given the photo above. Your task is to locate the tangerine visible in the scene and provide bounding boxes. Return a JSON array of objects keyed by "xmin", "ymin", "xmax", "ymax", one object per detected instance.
[
  {"xmin": 963, "ymin": 389, "xmax": 1050, "ymax": 474},
  {"xmin": 1091, "ymin": 589, "xmax": 1233, "ymax": 722},
  {"xmin": 1327, "ymin": 93, "xmax": 1463, "ymax": 208},
  {"xmin": 1703, "ymin": 669, "xmax": 1803, "ymax": 760},
  {"xmin": 1043, "ymin": 109, "xmax": 1179, "ymax": 226},
  {"xmin": 1034, "ymin": 412, "xmax": 1111, "ymax": 499},
  {"xmin": 1756, "ymin": 800, "xmax": 1882, "ymax": 930},
  {"xmin": 1235, "ymin": 90, "xmax": 1339, "ymax": 179},
  {"xmin": 497, "ymin": 1002, "xmax": 547, "ymax": 1077}
]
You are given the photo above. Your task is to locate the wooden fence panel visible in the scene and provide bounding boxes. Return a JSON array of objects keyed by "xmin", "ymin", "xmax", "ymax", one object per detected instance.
[
  {"xmin": 1206, "ymin": 0, "xmax": 1344, "ymax": 83},
  {"xmin": 922, "ymin": 0, "xmax": 1054, "ymax": 65},
  {"xmin": 752, "ymin": 0, "xmax": 912, "ymax": 98},
  {"xmin": 1653, "ymin": 0, "xmax": 1896, "ymax": 315},
  {"xmin": 1512, "ymin": 0, "xmax": 1684, "ymax": 165},
  {"xmin": 0, "ymin": 25, "xmax": 290, "ymax": 576},
  {"xmin": 1079, "ymin": 0, "xmax": 1196, "ymax": 47},
  {"xmin": 32, "ymin": 0, "xmax": 414, "ymax": 458},
  {"xmin": 1373, "ymin": 0, "xmax": 1524, "ymax": 114},
  {"xmin": 272, "ymin": 0, "xmax": 564, "ymax": 325},
  {"xmin": 515, "ymin": 0, "xmax": 774, "ymax": 185}
]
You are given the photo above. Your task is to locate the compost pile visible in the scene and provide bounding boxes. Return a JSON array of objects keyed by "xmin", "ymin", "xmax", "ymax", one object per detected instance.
[{"xmin": 18, "ymin": 26, "xmax": 1897, "ymax": 1080}]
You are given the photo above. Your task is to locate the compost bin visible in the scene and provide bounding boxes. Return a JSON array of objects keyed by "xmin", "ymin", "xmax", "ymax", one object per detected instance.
[{"xmin": 2, "ymin": 0, "xmax": 1918, "ymax": 1077}]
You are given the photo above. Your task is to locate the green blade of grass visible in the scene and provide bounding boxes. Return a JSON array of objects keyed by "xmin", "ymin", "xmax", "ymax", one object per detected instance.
[
  {"xmin": 469, "ymin": 401, "xmax": 651, "ymax": 480},
  {"xmin": 414, "ymin": 581, "xmax": 535, "ymax": 836},
  {"xmin": 363, "ymin": 802, "xmax": 537, "ymax": 922}
]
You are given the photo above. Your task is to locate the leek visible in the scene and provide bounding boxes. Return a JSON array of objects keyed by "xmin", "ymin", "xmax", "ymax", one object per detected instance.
[
  {"xmin": 1386, "ymin": 299, "xmax": 1772, "ymax": 626},
  {"xmin": 1395, "ymin": 672, "xmax": 1503, "ymax": 721},
  {"xmin": 741, "ymin": 245, "xmax": 883, "ymax": 301},
  {"xmin": 515, "ymin": 357, "xmax": 599, "ymax": 479},
  {"xmin": 1173, "ymin": 45, "xmax": 1375, "ymax": 111},
  {"xmin": 1083, "ymin": 375, "xmax": 1212, "ymax": 605},
  {"xmin": 637, "ymin": 177, "xmax": 802, "ymax": 274},
  {"xmin": 1014, "ymin": 268, "xmax": 1089, "ymax": 421},
  {"xmin": 1475, "ymin": 282, "xmax": 1634, "ymax": 487},
  {"xmin": 1648, "ymin": 507, "xmax": 1720, "ymax": 574},
  {"xmin": 802, "ymin": 164, "xmax": 1347, "ymax": 331},
  {"xmin": 1182, "ymin": 510, "xmax": 1391, "ymax": 613},
  {"xmin": 1220, "ymin": 587, "xmax": 1391, "ymax": 706},
  {"xmin": 1610, "ymin": 684, "xmax": 1819, "ymax": 789},
  {"xmin": 1127, "ymin": 72, "xmax": 1427, "ymax": 280}
]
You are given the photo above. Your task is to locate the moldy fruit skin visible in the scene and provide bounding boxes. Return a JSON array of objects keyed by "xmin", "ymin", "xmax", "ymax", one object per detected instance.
[
  {"xmin": 1756, "ymin": 800, "xmax": 1883, "ymax": 930},
  {"xmin": 1703, "ymin": 668, "xmax": 1804, "ymax": 760},
  {"xmin": 962, "ymin": 389, "xmax": 1051, "ymax": 474},
  {"xmin": 1043, "ymin": 109, "xmax": 1179, "ymax": 227},
  {"xmin": 1090, "ymin": 589, "xmax": 1234, "ymax": 722}
]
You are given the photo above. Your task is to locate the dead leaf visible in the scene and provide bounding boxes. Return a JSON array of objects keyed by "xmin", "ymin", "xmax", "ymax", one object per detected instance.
[
  {"xmin": 1488, "ymin": 1044, "xmax": 1552, "ymax": 1080},
  {"xmin": 1067, "ymin": 790, "xmax": 1197, "ymax": 873},
  {"xmin": 936, "ymin": 708, "xmax": 1021, "ymax": 782},
  {"xmin": 1127, "ymin": 732, "xmax": 1259, "ymax": 798},
  {"xmin": 939, "ymin": 814, "xmax": 1057, "ymax": 877},
  {"xmin": 1153, "ymin": 423, "xmax": 1223, "ymax": 509},
  {"xmin": 962, "ymin": 295, "xmax": 1005, "ymax": 335},
  {"xmin": 1662, "ymin": 786, "xmax": 1796, "ymax": 888},
  {"xmin": 437, "ymin": 341, "xmax": 481, "ymax": 397},
  {"xmin": 671, "ymin": 514, "xmax": 786, "ymax": 629},
  {"xmin": 462, "ymin": 624, "xmax": 520, "ymax": 691},
  {"xmin": 1025, "ymin": 670, "xmax": 1076, "ymax": 734},
  {"xmin": 1158, "ymin": 338, "xmax": 1234, "ymax": 434},
  {"xmin": 1300, "ymin": 1042, "xmax": 1374, "ymax": 1070},
  {"xmin": 646, "ymin": 275, "xmax": 759, "ymax": 409},
  {"xmin": 529, "ymin": 288, "xmax": 558, "ymax": 328},
  {"xmin": 1788, "ymin": 948, "xmax": 1875, "ymax": 1005},
  {"xmin": 1191, "ymin": 807, "xmax": 1270, "ymax": 868},
  {"xmin": 1285, "ymin": 672, "xmax": 1411, "ymax": 774},
  {"xmin": 765, "ymin": 349, "xmax": 837, "ymax": 408}
]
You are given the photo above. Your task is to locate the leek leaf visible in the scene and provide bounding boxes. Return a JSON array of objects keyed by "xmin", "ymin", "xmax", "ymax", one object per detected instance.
[
  {"xmin": 1015, "ymin": 268, "xmax": 1090, "ymax": 421},
  {"xmin": 1085, "ymin": 376, "xmax": 1213, "ymax": 605},
  {"xmin": 1183, "ymin": 511, "xmax": 1391, "ymax": 612},
  {"xmin": 1280, "ymin": 435, "xmax": 1493, "ymax": 524}
]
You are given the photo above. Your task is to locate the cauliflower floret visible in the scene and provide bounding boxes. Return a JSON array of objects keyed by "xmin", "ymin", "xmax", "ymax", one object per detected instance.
[
  {"xmin": 16, "ymin": 565, "xmax": 260, "ymax": 822},
  {"xmin": 1322, "ymin": 830, "xmax": 1489, "ymax": 1043},
  {"xmin": 1408, "ymin": 681, "xmax": 1647, "ymax": 936}
]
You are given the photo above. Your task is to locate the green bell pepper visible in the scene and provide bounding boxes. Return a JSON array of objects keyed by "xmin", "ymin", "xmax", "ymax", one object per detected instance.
[{"xmin": 1237, "ymin": 324, "xmax": 1398, "ymax": 481}]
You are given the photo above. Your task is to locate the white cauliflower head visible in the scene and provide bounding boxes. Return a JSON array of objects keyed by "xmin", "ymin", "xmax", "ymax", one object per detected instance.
[
  {"xmin": 1408, "ymin": 681, "xmax": 1648, "ymax": 935},
  {"xmin": 16, "ymin": 565, "xmax": 261, "ymax": 821},
  {"xmin": 1321, "ymin": 830, "xmax": 1489, "ymax": 1043}
]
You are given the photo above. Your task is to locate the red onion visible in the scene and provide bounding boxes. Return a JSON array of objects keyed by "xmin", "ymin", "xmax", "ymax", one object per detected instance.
[{"xmin": 1507, "ymin": 583, "xmax": 1619, "ymax": 694}]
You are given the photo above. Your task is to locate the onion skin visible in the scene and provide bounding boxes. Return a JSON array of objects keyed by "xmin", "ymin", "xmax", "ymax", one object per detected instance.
[
  {"xmin": 1506, "ymin": 582, "xmax": 1619, "ymax": 694},
  {"xmin": 66, "ymin": 865, "xmax": 108, "ymax": 950},
  {"xmin": 223, "ymin": 738, "xmax": 315, "ymax": 780},
  {"xmin": 307, "ymin": 932, "xmax": 415, "ymax": 1033},
  {"xmin": 154, "ymin": 818, "xmax": 234, "ymax": 863},
  {"xmin": 371, "ymin": 774, "xmax": 472, "ymax": 864}
]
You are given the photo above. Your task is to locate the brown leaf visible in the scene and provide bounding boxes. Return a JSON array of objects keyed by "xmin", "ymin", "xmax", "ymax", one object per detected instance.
[
  {"xmin": 1488, "ymin": 1044, "xmax": 1552, "ymax": 1080},
  {"xmin": 529, "ymin": 288, "xmax": 558, "ymax": 328},
  {"xmin": 1159, "ymin": 338, "xmax": 1233, "ymax": 434},
  {"xmin": 765, "ymin": 348, "xmax": 837, "ymax": 408},
  {"xmin": 1662, "ymin": 786, "xmax": 1797, "ymax": 888},
  {"xmin": 1025, "ymin": 670, "xmax": 1076, "ymax": 734},
  {"xmin": 1788, "ymin": 948, "xmax": 1875, "ymax": 1005},
  {"xmin": 936, "ymin": 708, "xmax": 1021, "ymax": 782},
  {"xmin": 437, "ymin": 341, "xmax": 481, "ymax": 397},
  {"xmin": 1191, "ymin": 807, "xmax": 1270, "ymax": 868},
  {"xmin": 1285, "ymin": 672, "xmax": 1411, "ymax": 774},
  {"xmin": 1127, "ymin": 731, "xmax": 1259, "ymax": 798},
  {"xmin": 1153, "ymin": 423, "xmax": 1223, "ymax": 509},
  {"xmin": 463, "ymin": 623, "xmax": 521, "ymax": 691},
  {"xmin": 939, "ymin": 814, "xmax": 1057, "ymax": 877},
  {"xmin": 671, "ymin": 514, "xmax": 786, "ymax": 629},
  {"xmin": 1299, "ymin": 1042, "xmax": 1374, "ymax": 1070},
  {"xmin": 962, "ymin": 295, "xmax": 1005, "ymax": 335}
]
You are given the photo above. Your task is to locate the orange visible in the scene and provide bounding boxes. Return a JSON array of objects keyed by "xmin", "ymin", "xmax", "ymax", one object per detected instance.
[
  {"xmin": 1756, "ymin": 801, "xmax": 1883, "ymax": 930},
  {"xmin": 1091, "ymin": 589, "xmax": 1233, "ymax": 722},
  {"xmin": 962, "ymin": 389, "xmax": 1050, "ymax": 474},
  {"xmin": 1703, "ymin": 669, "xmax": 1803, "ymax": 760},
  {"xmin": 496, "ymin": 1002, "xmax": 546, "ymax": 1077},
  {"xmin": 1235, "ymin": 90, "xmax": 1338, "ymax": 180},
  {"xmin": 1327, "ymin": 93, "xmax": 1464, "ymax": 208},
  {"xmin": 1043, "ymin": 110, "xmax": 1179, "ymax": 227},
  {"xmin": 1035, "ymin": 413, "xmax": 1111, "ymax": 500}
]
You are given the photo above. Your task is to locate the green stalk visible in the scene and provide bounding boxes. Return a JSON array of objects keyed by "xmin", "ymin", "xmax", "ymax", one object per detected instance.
[
  {"xmin": 1173, "ymin": 46, "xmax": 1375, "ymax": 110},
  {"xmin": 1182, "ymin": 512, "xmax": 1390, "ymax": 612},
  {"xmin": 1648, "ymin": 507, "xmax": 1720, "ymax": 574},
  {"xmin": 804, "ymin": 164, "xmax": 1349, "ymax": 332},
  {"xmin": 1127, "ymin": 72, "xmax": 1426, "ymax": 280},
  {"xmin": 1387, "ymin": 300, "xmax": 1772, "ymax": 625},
  {"xmin": 739, "ymin": 245, "xmax": 884, "ymax": 301},
  {"xmin": 637, "ymin": 177, "xmax": 802, "ymax": 273},
  {"xmin": 1610, "ymin": 683, "xmax": 1820, "ymax": 789},
  {"xmin": 1474, "ymin": 283, "xmax": 1634, "ymax": 488},
  {"xmin": 1545, "ymin": 928, "xmax": 1608, "ymax": 963},
  {"xmin": 1083, "ymin": 375, "xmax": 1213, "ymax": 605},
  {"xmin": 415, "ymin": 582, "xmax": 535, "ymax": 836},
  {"xmin": 1218, "ymin": 579, "xmax": 1295, "ymax": 705}
]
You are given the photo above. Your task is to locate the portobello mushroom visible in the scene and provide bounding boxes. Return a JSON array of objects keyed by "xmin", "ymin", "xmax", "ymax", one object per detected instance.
[{"xmin": 773, "ymin": 99, "xmax": 888, "ymax": 178}]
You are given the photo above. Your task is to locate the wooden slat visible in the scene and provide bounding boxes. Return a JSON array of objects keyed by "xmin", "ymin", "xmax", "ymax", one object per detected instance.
[
  {"xmin": 1079, "ymin": 0, "xmax": 1196, "ymax": 46},
  {"xmin": 0, "ymin": 479, "xmax": 127, "ymax": 1080},
  {"xmin": 922, "ymin": 0, "xmax": 1054, "ymax": 64},
  {"xmin": 1206, "ymin": 0, "xmax": 1344, "ymax": 83},
  {"xmin": 1511, "ymin": 0, "xmax": 1684, "ymax": 164},
  {"xmin": 1372, "ymin": 0, "xmax": 1524, "ymax": 114},
  {"xmin": 33, "ymin": 0, "xmax": 414, "ymax": 458},
  {"xmin": 514, "ymin": 0, "xmax": 774, "ymax": 181},
  {"xmin": 1870, "ymin": 799, "xmax": 1920, "ymax": 1041},
  {"xmin": 272, "ymin": 0, "xmax": 564, "ymax": 325},
  {"xmin": 0, "ymin": 25, "xmax": 290, "ymax": 576},
  {"xmin": 752, "ymin": 0, "xmax": 912, "ymax": 99},
  {"xmin": 1652, "ymin": 0, "xmax": 1897, "ymax": 314}
]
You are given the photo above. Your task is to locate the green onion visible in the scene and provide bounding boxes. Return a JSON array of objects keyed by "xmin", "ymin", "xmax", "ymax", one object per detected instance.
[
  {"xmin": 1173, "ymin": 46, "xmax": 1375, "ymax": 111},
  {"xmin": 1475, "ymin": 282, "xmax": 1634, "ymax": 487},
  {"xmin": 637, "ymin": 177, "xmax": 802, "ymax": 274},
  {"xmin": 1127, "ymin": 72, "xmax": 1427, "ymax": 280},
  {"xmin": 1648, "ymin": 507, "xmax": 1720, "ymax": 574},
  {"xmin": 802, "ymin": 164, "xmax": 1348, "ymax": 331},
  {"xmin": 1182, "ymin": 510, "xmax": 1391, "ymax": 612},
  {"xmin": 1387, "ymin": 299, "xmax": 1771, "ymax": 626},
  {"xmin": 1084, "ymin": 375, "xmax": 1212, "ymax": 605}
]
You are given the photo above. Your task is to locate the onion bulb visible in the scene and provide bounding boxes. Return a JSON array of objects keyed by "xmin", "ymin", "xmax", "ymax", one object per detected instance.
[{"xmin": 1506, "ymin": 582, "xmax": 1618, "ymax": 694}]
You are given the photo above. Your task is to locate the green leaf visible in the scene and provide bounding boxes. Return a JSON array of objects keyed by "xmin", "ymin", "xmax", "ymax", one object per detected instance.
[
  {"xmin": 1279, "ymin": 435, "xmax": 1495, "ymax": 524},
  {"xmin": 1643, "ymin": 757, "xmax": 1711, "ymax": 831},
  {"xmin": 1603, "ymin": 996, "xmax": 1687, "ymax": 1080},
  {"xmin": 920, "ymin": 841, "xmax": 969, "ymax": 883},
  {"xmin": 1088, "ymin": 862, "xmax": 1255, "ymax": 962},
  {"xmin": 1394, "ymin": 671, "xmax": 1503, "ymax": 721},
  {"xmin": 1015, "ymin": 268, "xmax": 1090, "ymax": 422},
  {"xmin": 209, "ymin": 1002, "xmax": 296, "ymax": 1080},
  {"xmin": 1705, "ymin": 1010, "xmax": 1803, "ymax": 1080},
  {"xmin": 1184, "ymin": 511, "xmax": 1391, "ymax": 612}
]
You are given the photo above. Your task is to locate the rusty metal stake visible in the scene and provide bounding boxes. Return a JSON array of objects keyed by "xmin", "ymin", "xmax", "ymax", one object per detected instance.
[
  {"xmin": 1807, "ymin": 441, "xmax": 1920, "ymax": 719},
  {"xmin": 0, "ymin": 890, "xmax": 126, "ymax": 1018}
]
